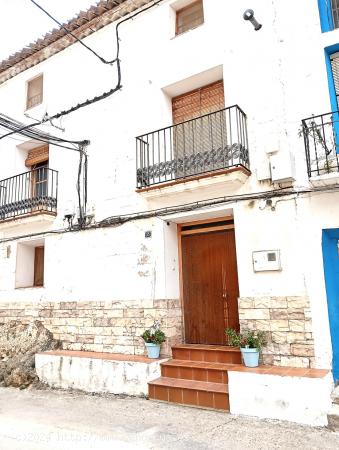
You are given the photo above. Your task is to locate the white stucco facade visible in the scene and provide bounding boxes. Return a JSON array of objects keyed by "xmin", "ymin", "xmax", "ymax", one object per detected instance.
[
  {"xmin": 35, "ymin": 351, "xmax": 166, "ymax": 396},
  {"xmin": 0, "ymin": 0, "xmax": 338, "ymax": 378}
]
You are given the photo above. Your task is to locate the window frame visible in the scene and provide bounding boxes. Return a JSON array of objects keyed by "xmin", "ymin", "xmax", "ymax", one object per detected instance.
[
  {"xmin": 325, "ymin": 44, "xmax": 339, "ymax": 153},
  {"xmin": 318, "ymin": 0, "xmax": 338, "ymax": 32},
  {"xmin": 26, "ymin": 73, "xmax": 43, "ymax": 110},
  {"xmin": 175, "ymin": 0, "xmax": 204, "ymax": 36}
]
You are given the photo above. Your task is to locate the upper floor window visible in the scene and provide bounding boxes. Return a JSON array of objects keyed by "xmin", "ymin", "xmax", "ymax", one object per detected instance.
[
  {"xmin": 172, "ymin": 80, "xmax": 224, "ymax": 124},
  {"xmin": 26, "ymin": 74, "xmax": 43, "ymax": 110},
  {"xmin": 176, "ymin": 0, "xmax": 204, "ymax": 36},
  {"xmin": 332, "ymin": 0, "xmax": 339, "ymax": 28},
  {"xmin": 318, "ymin": 0, "xmax": 339, "ymax": 32}
]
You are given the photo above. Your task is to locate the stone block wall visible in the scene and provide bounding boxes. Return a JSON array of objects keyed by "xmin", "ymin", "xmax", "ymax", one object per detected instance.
[
  {"xmin": 238, "ymin": 296, "xmax": 315, "ymax": 368},
  {"xmin": 0, "ymin": 299, "xmax": 183, "ymax": 357}
]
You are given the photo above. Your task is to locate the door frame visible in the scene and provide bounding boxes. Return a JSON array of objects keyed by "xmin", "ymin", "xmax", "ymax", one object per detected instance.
[
  {"xmin": 177, "ymin": 215, "xmax": 235, "ymax": 344},
  {"xmin": 322, "ymin": 228, "xmax": 339, "ymax": 383}
]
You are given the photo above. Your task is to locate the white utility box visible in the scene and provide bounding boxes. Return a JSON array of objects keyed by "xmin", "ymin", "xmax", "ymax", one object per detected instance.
[
  {"xmin": 252, "ymin": 250, "xmax": 281, "ymax": 272},
  {"xmin": 270, "ymin": 152, "xmax": 296, "ymax": 183}
]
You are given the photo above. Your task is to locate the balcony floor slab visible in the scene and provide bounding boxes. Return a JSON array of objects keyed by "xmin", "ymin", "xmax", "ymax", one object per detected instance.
[{"xmin": 136, "ymin": 166, "xmax": 250, "ymax": 208}]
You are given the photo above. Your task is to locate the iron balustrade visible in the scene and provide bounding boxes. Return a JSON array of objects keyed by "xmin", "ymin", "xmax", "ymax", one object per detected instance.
[
  {"xmin": 0, "ymin": 167, "xmax": 58, "ymax": 221},
  {"xmin": 136, "ymin": 105, "xmax": 249, "ymax": 188},
  {"xmin": 302, "ymin": 111, "xmax": 339, "ymax": 177}
]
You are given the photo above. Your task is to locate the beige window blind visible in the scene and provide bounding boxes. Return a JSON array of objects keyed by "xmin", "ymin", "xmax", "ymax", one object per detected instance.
[
  {"xmin": 172, "ymin": 80, "xmax": 225, "ymax": 124},
  {"xmin": 25, "ymin": 145, "xmax": 49, "ymax": 167},
  {"xmin": 26, "ymin": 75, "xmax": 43, "ymax": 109},
  {"xmin": 176, "ymin": 0, "xmax": 204, "ymax": 36}
]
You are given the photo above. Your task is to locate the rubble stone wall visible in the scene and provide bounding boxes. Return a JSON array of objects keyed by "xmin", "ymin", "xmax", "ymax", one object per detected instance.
[
  {"xmin": 239, "ymin": 296, "xmax": 315, "ymax": 368},
  {"xmin": 0, "ymin": 299, "xmax": 183, "ymax": 357}
]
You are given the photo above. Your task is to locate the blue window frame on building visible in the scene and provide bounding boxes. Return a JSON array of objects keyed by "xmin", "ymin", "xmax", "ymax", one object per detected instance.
[
  {"xmin": 324, "ymin": 44, "xmax": 339, "ymax": 152},
  {"xmin": 318, "ymin": 0, "xmax": 339, "ymax": 32}
]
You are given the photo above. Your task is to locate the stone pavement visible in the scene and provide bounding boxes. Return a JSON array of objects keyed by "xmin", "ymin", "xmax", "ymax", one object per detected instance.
[{"xmin": 0, "ymin": 387, "xmax": 338, "ymax": 450}]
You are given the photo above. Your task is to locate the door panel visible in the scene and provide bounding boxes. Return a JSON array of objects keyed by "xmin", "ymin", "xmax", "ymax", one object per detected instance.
[
  {"xmin": 34, "ymin": 246, "xmax": 44, "ymax": 287},
  {"xmin": 181, "ymin": 228, "xmax": 239, "ymax": 345}
]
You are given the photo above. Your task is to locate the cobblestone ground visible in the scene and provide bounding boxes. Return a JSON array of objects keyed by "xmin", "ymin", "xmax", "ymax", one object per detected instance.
[{"xmin": 0, "ymin": 387, "xmax": 338, "ymax": 450}]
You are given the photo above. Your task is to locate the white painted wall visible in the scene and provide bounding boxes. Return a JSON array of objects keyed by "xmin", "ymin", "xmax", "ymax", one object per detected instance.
[
  {"xmin": 0, "ymin": 0, "xmax": 338, "ymax": 370},
  {"xmin": 35, "ymin": 352, "xmax": 166, "ymax": 396},
  {"xmin": 228, "ymin": 370, "xmax": 333, "ymax": 427}
]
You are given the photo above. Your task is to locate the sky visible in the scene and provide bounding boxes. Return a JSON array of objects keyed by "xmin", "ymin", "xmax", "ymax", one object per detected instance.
[{"xmin": 0, "ymin": 0, "xmax": 98, "ymax": 61}]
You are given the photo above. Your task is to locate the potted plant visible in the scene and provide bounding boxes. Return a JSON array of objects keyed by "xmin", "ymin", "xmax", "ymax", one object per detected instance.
[
  {"xmin": 225, "ymin": 328, "xmax": 267, "ymax": 368},
  {"xmin": 141, "ymin": 321, "xmax": 166, "ymax": 359}
]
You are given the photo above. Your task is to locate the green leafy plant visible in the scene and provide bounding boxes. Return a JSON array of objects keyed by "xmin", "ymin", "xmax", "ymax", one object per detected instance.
[
  {"xmin": 141, "ymin": 321, "xmax": 166, "ymax": 345},
  {"xmin": 225, "ymin": 328, "xmax": 267, "ymax": 351}
]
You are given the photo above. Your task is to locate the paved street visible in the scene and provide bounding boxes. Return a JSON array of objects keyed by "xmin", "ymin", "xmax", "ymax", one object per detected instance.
[{"xmin": 0, "ymin": 387, "xmax": 338, "ymax": 450}]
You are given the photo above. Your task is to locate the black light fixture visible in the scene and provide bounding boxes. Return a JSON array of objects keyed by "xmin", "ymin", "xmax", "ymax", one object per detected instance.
[{"xmin": 243, "ymin": 9, "xmax": 262, "ymax": 31}]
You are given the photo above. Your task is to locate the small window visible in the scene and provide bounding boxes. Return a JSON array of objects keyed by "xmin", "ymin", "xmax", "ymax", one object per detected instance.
[
  {"xmin": 26, "ymin": 74, "xmax": 43, "ymax": 110},
  {"xmin": 176, "ymin": 0, "xmax": 204, "ymax": 36}
]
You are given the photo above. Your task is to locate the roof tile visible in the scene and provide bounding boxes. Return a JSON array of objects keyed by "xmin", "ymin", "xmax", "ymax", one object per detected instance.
[{"xmin": 0, "ymin": 0, "xmax": 151, "ymax": 80}]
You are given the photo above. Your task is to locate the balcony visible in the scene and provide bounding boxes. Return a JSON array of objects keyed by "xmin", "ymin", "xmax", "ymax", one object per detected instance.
[
  {"xmin": 0, "ymin": 168, "xmax": 58, "ymax": 222},
  {"xmin": 302, "ymin": 112, "xmax": 339, "ymax": 182},
  {"xmin": 136, "ymin": 105, "xmax": 250, "ymax": 190}
]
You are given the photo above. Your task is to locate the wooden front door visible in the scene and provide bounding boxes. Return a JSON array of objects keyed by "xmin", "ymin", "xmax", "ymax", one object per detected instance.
[{"xmin": 181, "ymin": 223, "xmax": 240, "ymax": 345}]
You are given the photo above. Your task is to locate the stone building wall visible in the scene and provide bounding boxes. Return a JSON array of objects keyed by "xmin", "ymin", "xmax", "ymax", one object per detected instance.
[
  {"xmin": 0, "ymin": 299, "xmax": 182, "ymax": 357},
  {"xmin": 239, "ymin": 296, "xmax": 314, "ymax": 368}
]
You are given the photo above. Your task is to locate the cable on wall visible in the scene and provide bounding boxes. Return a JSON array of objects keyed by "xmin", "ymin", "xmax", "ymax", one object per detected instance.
[
  {"xmin": 2, "ymin": 183, "xmax": 339, "ymax": 244},
  {"xmin": 29, "ymin": 0, "xmax": 117, "ymax": 65},
  {"xmin": 0, "ymin": 0, "xmax": 165, "ymax": 143}
]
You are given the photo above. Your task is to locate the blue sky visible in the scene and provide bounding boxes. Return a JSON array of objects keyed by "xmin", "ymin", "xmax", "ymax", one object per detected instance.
[{"xmin": 0, "ymin": 0, "xmax": 97, "ymax": 61}]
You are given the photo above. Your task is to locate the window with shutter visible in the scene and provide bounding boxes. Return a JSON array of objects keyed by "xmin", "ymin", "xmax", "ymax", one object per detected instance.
[
  {"xmin": 330, "ymin": 53, "xmax": 339, "ymax": 105},
  {"xmin": 332, "ymin": 0, "xmax": 339, "ymax": 29},
  {"xmin": 172, "ymin": 80, "xmax": 225, "ymax": 124},
  {"xmin": 26, "ymin": 74, "xmax": 43, "ymax": 110},
  {"xmin": 171, "ymin": 81, "xmax": 226, "ymax": 176},
  {"xmin": 176, "ymin": 0, "xmax": 204, "ymax": 36}
]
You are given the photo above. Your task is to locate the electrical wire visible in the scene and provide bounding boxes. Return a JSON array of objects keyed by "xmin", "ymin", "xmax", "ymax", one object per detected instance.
[
  {"xmin": 29, "ymin": 0, "xmax": 117, "ymax": 65},
  {"xmin": 0, "ymin": 113, "xmax": 88, "ymax": 146},
  {"xmin": 2, "ymin": 183, "xmax": 339, "ymax": 244},
  {"xmin": 0, "ymin": 113, "xmax": 90, "ymax": 231},
  {"xmin": 0, "ymin": 0, "xmax": 165, "ymax": 141}
]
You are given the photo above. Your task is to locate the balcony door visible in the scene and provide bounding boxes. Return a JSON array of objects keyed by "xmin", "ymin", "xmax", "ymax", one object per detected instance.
[
  {"xmin": 172, "ymin": 80, "xmax": 226, "ymax": 177},
  {"xmin": 32, "ymin": 161, "xmax": 49, "ymax": 198},
  {"xmin": 25, "ymin": 145, "xmax": 49, "ymax": 207}
]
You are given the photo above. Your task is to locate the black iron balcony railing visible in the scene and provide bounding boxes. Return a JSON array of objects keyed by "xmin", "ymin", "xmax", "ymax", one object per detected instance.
[
  {"xmin": 302, "ymin": 111, "xmax": 339, "ymax": 177},
  {"xmin": 136, "ymin": 105, "xmax": 249, "ymax": 188},
  {"xmin": 0, "ymin": 168, "xmax": 58, "ymax": 221}
]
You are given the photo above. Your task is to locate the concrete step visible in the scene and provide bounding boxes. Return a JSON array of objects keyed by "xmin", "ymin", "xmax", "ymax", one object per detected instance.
[
  {"xmin": 161, "ymin": 359, "xmax": 235, "ymax": 383},
  {"xmin": 172, "ymin": 344, "xmax": 242, "ymax": 364},
  {"xmin": 148, "ymin": 376, "xmax": 229, "ymax": 410},
  {"xmin": 36, "ymin": 350, "xmax": 167, "ymax": 396}
]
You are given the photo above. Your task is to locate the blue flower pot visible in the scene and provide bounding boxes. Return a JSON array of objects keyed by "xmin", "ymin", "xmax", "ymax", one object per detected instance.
[
  {"xmin": 145, "ymin": 343, "xmax": 161, "ymax": 359},
  {"xmin": 241, "ymin": 347, "xmax": 260, "ymax": 367}
]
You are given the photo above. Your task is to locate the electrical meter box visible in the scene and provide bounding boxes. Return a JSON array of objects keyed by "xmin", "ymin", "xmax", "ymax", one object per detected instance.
[
  {"xmin": 270, "ymin": 152, "xmax": 295, "ymax": 183},
  {"xmin": 252, "ymin": 250, "xmax": 281, "ymax": 272}
]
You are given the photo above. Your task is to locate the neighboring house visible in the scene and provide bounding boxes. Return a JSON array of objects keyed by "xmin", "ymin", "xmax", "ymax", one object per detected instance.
[{"xmin": 0, "ymin": 0, "xmax": 338, "ymax": 424}]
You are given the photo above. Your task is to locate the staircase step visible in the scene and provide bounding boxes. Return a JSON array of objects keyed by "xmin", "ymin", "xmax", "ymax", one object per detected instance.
[
  {"xmin": 149, "ymin": 377, "xmax": 229, "ymax": 410},
  {"xmin": 172, "ymin": 344, "xmax": 241, "ymax": 364},
  {"xmin": 161, "ymin": 359, "xmax": 235, "ymax": 383}
]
